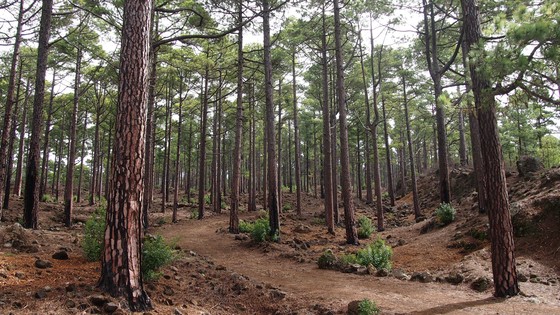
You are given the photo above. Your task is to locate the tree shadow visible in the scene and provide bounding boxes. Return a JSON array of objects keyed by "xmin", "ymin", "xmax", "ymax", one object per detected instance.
[{"xmin": 408, "ymin": 297, "xmax": 504, "ymax": 314}]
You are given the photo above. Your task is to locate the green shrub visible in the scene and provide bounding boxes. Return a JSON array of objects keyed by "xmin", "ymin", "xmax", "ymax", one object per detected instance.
[
  {"xmin": 83, "ymin": 207, "xmax": 106, "ymax": 262},
  {"xmin": 357, "ymin": 216, "xmax": 374, "ymax": 239},
  {"xmin": 238, "ymin": 220, "xmax": 253, "ymax": 233},
  {"xmin": 356, "ymin": 238, "xmax": 393, "ymax": 270},
  {"xmin": 435, "ymin": 203, "xmax": 456, "ymax": 225},
  {"xmin": 282, "ymin": 203, "xmax": 292, "ymax": 211},
  {"xmin": 41, "ymin": 194, "xmax": 54, "ymax": 203},
  {"xmin": 339, "ymin": 253, "xmax": 358, "ymax": 265},
  {"xmin": 204, "ymin": 194, "xmax": 211, "ymax": 204},
  {"xmin": 142, "ymin": 235, "xmax": 176, "ymax": 281},
  {"xmin": 317, "ymin": 250, "xmax": 337, "ymax": 269},
  {"xmin": 358, "ymin": 299, "xmax": 380, "ymax": 315},
  {"xmin": 251, "ymin": 218, "xmax": 271, "ymax": 243},
  {"xmin": 190, "ymin": 209, "xmax": 198, "ymax": 219}
]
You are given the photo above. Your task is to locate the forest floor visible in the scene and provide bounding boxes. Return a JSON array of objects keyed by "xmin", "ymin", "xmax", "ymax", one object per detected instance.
[{"xmin": 1, "ymin": 166, "xmax": 560, "ymax": 314}]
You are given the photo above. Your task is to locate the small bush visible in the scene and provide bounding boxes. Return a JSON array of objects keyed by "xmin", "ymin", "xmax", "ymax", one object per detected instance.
[
  {"xmin": 238, "ymin": 220, "xmax": 253, "ymax": 233},
  {"xmin": 339, "ymin": 253, "xmax": 358, "ymax": 265},
  {"xmin": 142, "ymin": 235, "xmax": 176, "ymax": 281},
  {"xmin": 41, "ymin": 194, "xmax": 54, "ymax": 203},
  {"xmin": 190, "ymin": 209, "xmax": 198, "ymax": 219},
  {"xmin": 435, "ymin": 203, "xmax": 456, "ymax": 225},
  {"xmin": 356, "ymin": 238, "xmax": 393, "ymax": 270},
  {"xmin": 317, "ymin": 250, "xmax": 337, "ymax": 269},
  {"xmin": 204, "ymin": 194, "xmax": 211, "ymax": 205},
  {"xmin": 251, "ymin": 218, "xmax": 271, "ymax": 243},
  {"xmin": 282, "ymin": 203, "xmax": 292, "ymax": 211},
  {"xmin": 83, "ymin": 207, "xmax": 106, "ymax": 262},
  {"xmin": 358, "ymin": 299, "xmax": 380, "ymax": 315},
  {"xmin": 357, "ymin": 216, "xmax": 374, "ymax": 239}
]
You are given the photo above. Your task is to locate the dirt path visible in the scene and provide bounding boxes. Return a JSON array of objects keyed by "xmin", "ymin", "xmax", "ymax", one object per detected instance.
[{"xmin": 158, "ymin": 213, "xmax": 560, "ymax": 314}]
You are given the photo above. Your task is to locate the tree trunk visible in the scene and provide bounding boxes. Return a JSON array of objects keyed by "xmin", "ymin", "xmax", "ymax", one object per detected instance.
[
  {"xmin": 402, "ymin": 74, "xmax": 422, "ymax": 220},
  {"xmin": 64, "ymin": 48, "xmax": 82, "ymax": 227},
  {"xmin": 263, "ymin": 0, "xmax": 280, "ymax": 238},
  {"xmin": 98, "ymin": 0, "xmax": 152, "ymax": 310},
  {"xmin": 277, "ymin": 79, "xmax": 283, "ymax": 211},
  {"xmin": 291, "ymin": 52, "xmax": 302, "ymax": 216},
  {"xmin": 334, "ymin": 0, "xmax": 358, "ymax": 245},
  {"xmin": 458, "ymin": 106, "xmax": 468, "ymax": 166},
  {"xmin": 230, "ymin": 3, "xmax": 243, "ymax": 233},
  {"xmin": 461, "ymin": 0, "xmax": 519, "ymax": 297},
  {"xmin": 24, "ymin": 0, "xmax": 53, "ymax": 229},
  {"xmin": 14, "ymin": 79, "xmax": 30, "ymax": 197},
  {"xmin": 321, "ymin": 4, "xmax": 334, "ymax": 234},
  {"xmin": 381, "ymin": 95, "xmax": 395, "ymax": 206},
  {"xmin": 40, "ymin": 70, "xmax": 56, "ymax": 199},
  {"xmin": 172, "ymin": 77, "xmax": 184, "ymax": 223},
  {"xmin": 0, "ymin": 0, "xmax": 25, "ymax": 217},
  {"xmin": 77, "ymin": 111, "xmax": 87, "ymax": 203},
  {"xmin": 198, "ymin": 66, "xmax": 210, "ymax": 219},
  {"xmin": 3, "ymin": 61, "xmax": 24, "ymax": 210}
]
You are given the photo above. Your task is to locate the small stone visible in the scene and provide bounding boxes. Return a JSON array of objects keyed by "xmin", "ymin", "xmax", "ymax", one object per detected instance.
[
  {"xmin": 445, "ymin": 273, "xmax": 464, "ymax": 285},
  {"xmin": 14, "ymin": 272, "xmax": 25, "ymax": 279},
  {"xmin": 34, "ymin": 290, "xmax": 47, "ymax": 299},
  {"xmin": 294, "ymin": 224, "xmax": 312, "ymax": 233},
  {"xmin": 471, "ymin": 277, "xmax": 490, "ymax": 292},
  {"xmin": 52, "ymin": 251, "xmax": 69, "ymax": 260},
  {"xmin": 189, "ymin": 250, "xmax": 197, "ymax": 256},
  {"xmin": 66, "ymin": 283, "xmax": 77, "ymax": 292},
  {"xmin": 43, "ymin": 286, "xmax": 52, "ymax": 292},
  {"xmin": 3, "ymin": 242, "xmax": 12, "ymax": 248},
  {"xmin": 376, "ymin": 268, "xmax": 389, "ymax": 277},
  {"xmin": 163, "ymin": 286, "xmax": 174, "ymax": 296},
  {"xmin": 89, "ymin": 295, "xmax": 109, "ymax": 307},
  {"xmin": 170, "ymin": 266, "xmax": 179, "ymax": 272},
  {"xmin": 270, "ymin": 289, "xmax": 286, "ymax": 300},
  {"xmin": 216, "ymin": 265, "xmax": 226, "ymax": 271},
  {"xmin": 34, "ymin": 259, "xmax": 52, "ymax": 269},
  {"xmin": 104, "ymin": 302, "xmax": 119, "ymax": 313},
  {"xmin": 518, "ymin": 274, "xmax": 528, "ymax": 282},
  {"xmin": 235, "ymin": 234, "xmax": 249, "ymax": 241},
  {"xmin": 367, "ymin": 264, "xmax": 377, "ymax": 275},
  {"xmin": 173, "ymin": 308, "xmax": 184, "ymax": 315},
  {"xmin": 411, "ymin": 272, "xmax": 434, "ymax": 283},
  {"xmin": 392, "ymin": 269, "xmax": 409, "ymax": 280},
  {"xmin": 65, "ymin": 300, "xmax": 76, "ymax": 308}
]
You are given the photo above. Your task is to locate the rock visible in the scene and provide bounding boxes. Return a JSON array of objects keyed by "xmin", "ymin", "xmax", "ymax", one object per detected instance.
[
  {"xmin": 163, "ymin": 286, "xmax": 175, "ymax": 296},
  {"xmin": 235, "ymin": 234, "xmax": 249, "ymax": 241},
  {"xmin": 14, "ymin": 272, "xmax": 24, "ymax": 279},
  {"xmin": 392, "ymin": 269, "xmax": 409, "ymax": 281},
  {"xmin": 44, "ymin": 286, "xmax": 52, "ymax": 292},
  {"xmin": 294, "ymin": 224, "xmax": 312, "ymax": 233},
  {"xmin": 34, "ymin": 259, "xmax": 52, "ymax": 269},
  {"xmin": 174, "ymin": 308, "xmax": 184, "ymax": 315},
  {"xmin": 52, "ymin": 250, "xmax": 69, "ymax": 260},
  {"xmin": 3, "ymin": 242, "xmax": 12, "ymax": 248},
  {"xmin": 376, "ymin": 268, "xmax": 389, "ymax": 277},
  {"xmin": 471, "ymin": 277, "xmax": 490, "ymax": 292},
  {"xmin": 89, "ymin": 295, "xmax": 109, "ymax": 307},
  {"xmin": 411, "ymin": 272, "xmax": 434, "ymax": 283},
  {"xmin": 66, "ymin": 283, "xmax": 77, "ymax": 292},
  {"xmin": 445, "ymin": 273, "xmax": 464, "ymax": 285},
  {"xmin": 216, "ymin": 265, "xmax": 226, "ymax": 271},
  {"xmin": 270, "ymin": 289, "xmax": 286, "ymax": 300},
  {"xmin": 104, "ymin": 302, "xmax": 119, "ymax": 313},
  {"xmin": 518, "ymin": 274, "xmax": 528, "ymax": 282},
  {"xmin": 65, "ymin": 300, "xmax": 76, "ymax": 308},
  {"xmin": 367, "ymin": 264, "xmax": 377, "ymax": 275},
  {"xmin": 170, "ymin": 266, "xmax": 179, "ymax": 272},
  {"xmin": 347, "ymin": 300, "xmax": 361, "ymax": 315},
  {"xmin": 34, "ymin": 290, "xmax": 47, "ymax": 299}
]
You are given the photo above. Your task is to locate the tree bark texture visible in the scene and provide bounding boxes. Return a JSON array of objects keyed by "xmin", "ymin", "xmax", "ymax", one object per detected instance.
[{"xmin": 98, "ymin": 0, "xmax": 153, "ymax": 310}]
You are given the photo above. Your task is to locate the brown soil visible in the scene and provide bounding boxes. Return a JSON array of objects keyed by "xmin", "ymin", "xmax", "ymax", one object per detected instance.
[{"xmin": 1, "ymin": 167, "xmax": 560, "ymax": 314}]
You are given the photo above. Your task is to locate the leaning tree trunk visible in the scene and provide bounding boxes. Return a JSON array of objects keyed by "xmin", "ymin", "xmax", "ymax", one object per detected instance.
[
  {"xmin": 334, "ymin": 0, "xmax": 358, "ymax": 244},
  {"xmin": 98, "ymin": 0, "xmax": 153, "ymax": 310},
  {"xmin": 64, "ymin": 47, "xmax": 82, "ymax": 227},
  {"xmin": 461, "ymin": 0, "xmax": 519, "ymax": 297},
  {"xmin": 24, "ymin": 0, "xmax": 53, "ymax": 229},
  {"xmin": 263, "ymin": 0, "xmax": 280, "ymax": 238},
  {"xmin": 0, "ymin": 0, "xmax": 25, "ymax": 217}
]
